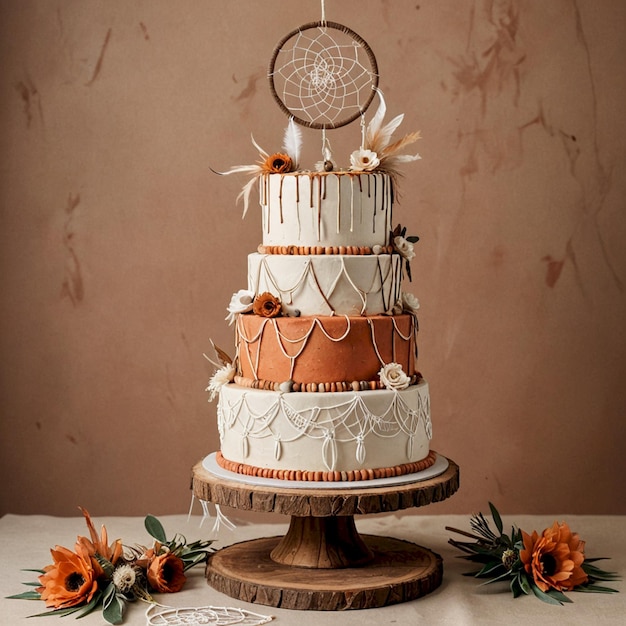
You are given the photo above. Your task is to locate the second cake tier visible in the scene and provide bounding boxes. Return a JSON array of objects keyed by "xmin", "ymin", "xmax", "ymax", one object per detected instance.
[{"xmin": 236, "ymin": 313, "xmax": 418, "ymax": 387}]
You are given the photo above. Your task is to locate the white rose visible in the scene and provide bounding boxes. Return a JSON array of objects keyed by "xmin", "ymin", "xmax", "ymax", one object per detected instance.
[
  {"xmin": 225, "ymin": 289, "xmax": 255, "ymax": 325},
  {"xmin": 401, "ymin": 292, "xmax": 420, "ymax": 313},
  {"xmin": 206, "ymin": 363, "xmax": 235, "ymax": 401},
  {"xmin": 349, "ymin": 148, "xmax": 380, "ymax": 172},
  {"xmin": 393, "ymin": 235, "xmax": 415, "ymax": 261},
  {"xmin": 378, "ymin": 363, "xmax": 411, "ymax": 391}
]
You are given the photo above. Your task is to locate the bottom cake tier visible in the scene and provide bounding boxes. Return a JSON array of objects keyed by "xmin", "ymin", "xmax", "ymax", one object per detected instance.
[{"xmin": 216, "ymin": 380, "xmax": 433, "ymax": 481}]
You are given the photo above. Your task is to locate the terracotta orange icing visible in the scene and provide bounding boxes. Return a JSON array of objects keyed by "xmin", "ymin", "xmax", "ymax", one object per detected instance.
[{"xmin": 236, "ymin": 313, "xmax": 417, "ymax": 384}]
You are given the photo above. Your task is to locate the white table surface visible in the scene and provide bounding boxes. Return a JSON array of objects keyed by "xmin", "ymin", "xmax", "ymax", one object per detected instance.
[{"xmin": 0, "ymin": 511, "xmax": 623, "ymax": 625}]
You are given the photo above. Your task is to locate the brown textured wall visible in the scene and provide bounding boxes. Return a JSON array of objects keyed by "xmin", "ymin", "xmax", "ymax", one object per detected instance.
[{"xmin": 1, "ymin": 0, "xmax": 625, "ymax": 517}]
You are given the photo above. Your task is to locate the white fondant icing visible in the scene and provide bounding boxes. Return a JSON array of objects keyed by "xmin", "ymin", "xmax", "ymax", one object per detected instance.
[
  {"xmin": 247, "ymin": 253, "xmax": 403, "ymax": 316},
  {"xmin": 217, "ymin": 381, "xmax": 431, "ymax": 473},
  {"xmin": 260, "ymin": 172, "xmax": 393, "ymax": 248}
]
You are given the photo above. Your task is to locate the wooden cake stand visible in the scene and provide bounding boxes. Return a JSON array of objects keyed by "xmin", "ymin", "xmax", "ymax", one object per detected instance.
[{"xmin": 191, "ymin": 454, "xmax": 459, "ymax": 611}]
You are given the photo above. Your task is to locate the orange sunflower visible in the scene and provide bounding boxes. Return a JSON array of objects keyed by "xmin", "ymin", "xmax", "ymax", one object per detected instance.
[
  {"xmin": 520, "ymin": 521, "xmax": 588, "ymax": 592},
  {"xmin": 37, "ymin": 543, "xmax": 99, "ymax": 609},
  {"xmin": 146, "ymin": 552, "xmax": 186, "ymax": 593}
]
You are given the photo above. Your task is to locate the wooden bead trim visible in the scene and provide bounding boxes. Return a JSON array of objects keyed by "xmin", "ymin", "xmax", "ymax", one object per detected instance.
[
  {"xmin": 233, "ymin": 374, "xmax": 422, "ymax": 393},
  {"xmin": 215, "ymin": 450, "xmax": 438, "ymax": 482},
  {"xmin": 257, "ymin": 244, "xmax": 395, "ymax": 256}
]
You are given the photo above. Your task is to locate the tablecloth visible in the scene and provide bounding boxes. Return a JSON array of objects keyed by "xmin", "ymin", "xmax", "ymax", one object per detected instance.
[{"xmin": 1, "ymin": 512, "xmax": 623, "ymax": 625}]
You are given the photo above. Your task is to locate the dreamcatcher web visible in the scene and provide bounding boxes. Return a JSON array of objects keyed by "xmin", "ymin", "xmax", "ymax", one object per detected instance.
[{"xmin": 269, "ymin": 21, "xmax": 378, "ymax": 129}]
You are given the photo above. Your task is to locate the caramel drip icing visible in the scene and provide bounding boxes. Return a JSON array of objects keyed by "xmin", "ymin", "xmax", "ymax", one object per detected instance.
[
  {"xmin": 278, "ymin": 174, "xmax": 284, "ymax": 224},
  {"xmin": 372, "ymin": 174, "xmax": 377, "ymax": 233},
  {"xmin": 295, "ymin": 175, "xmax": 301, "ymax": 239},
  {"xmin": 317, "ymin": 174, "xmax": 324, "ymax": 241},
  {"xmin": 336, "ymin": 174, "xmax": 341, "ymax": 234},
  {"xmin": 262, "ymin": 174, "xmax": 270, "ymax": 234}
]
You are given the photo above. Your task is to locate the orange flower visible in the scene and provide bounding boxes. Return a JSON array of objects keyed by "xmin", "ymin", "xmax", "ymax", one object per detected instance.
[
  {"xmin": 37, "ymin": 543, "xmax": 99, "ymax": 609},
  {"xmin": 520, "ymin": 521, "xmax": 588, "ymax": 592},
  {"xmin": 252, "ymin": 292, "xmax": 282, "ymax": 318},
  {"xmin": 146, "ymin": 552, "xmax": 186, "ymax": 593},
  {"xmin": 77, "ymin": 507, "xmax": 123, "ymax": 569},
  {"xmin": 263, "ymin": 153, "xmax": 293, "ymax": 173}
]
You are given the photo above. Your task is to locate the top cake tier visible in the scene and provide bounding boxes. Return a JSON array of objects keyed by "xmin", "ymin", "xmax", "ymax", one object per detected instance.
[{"xmin": 260, "ymin": 171, "xmax": 393, "ymax": 250}]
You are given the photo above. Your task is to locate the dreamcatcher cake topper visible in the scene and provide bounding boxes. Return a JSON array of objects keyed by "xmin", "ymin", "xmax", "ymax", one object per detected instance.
[
  {"xmin": 268, "ymin": 20, "xmax": 379, "ymax": 130},
  {"xmin": 214, "ymin": 0, "xmax": 422, "ymax": 215}
]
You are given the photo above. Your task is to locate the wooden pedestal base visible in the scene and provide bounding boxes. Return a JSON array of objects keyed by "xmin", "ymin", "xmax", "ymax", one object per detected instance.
[
  {"xmin": 192, "ymin": 454, "xmax": 459, "ymax": 611},
  {"xmin": 206, "ymin": 534, "xmax": 442, "ymax": 611}
]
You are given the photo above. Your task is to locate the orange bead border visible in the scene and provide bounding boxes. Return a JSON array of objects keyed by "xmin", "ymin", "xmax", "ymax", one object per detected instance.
[
  {"xmin": 258, "ymin": 244, "xmax": 394, "ymax": 256},
  {"xmin": 215, "ymin": 450, "xmax": 438, "ymax": 482}
]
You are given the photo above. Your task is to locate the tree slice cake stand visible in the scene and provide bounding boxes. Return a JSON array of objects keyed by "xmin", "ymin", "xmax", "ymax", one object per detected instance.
[{"xmin": 191, "ymin": 453, "xmax": 459, "ymax": 611}]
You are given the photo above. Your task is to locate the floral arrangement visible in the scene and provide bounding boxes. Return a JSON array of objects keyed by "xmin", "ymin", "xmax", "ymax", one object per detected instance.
[
  {"xmin": 214, "ymin": 88, "xmax": 421, "ymax": 216},
  {"xmin": 447, "ymin": 503, "xmax": 619, "ymax": 605},
  {"xmin": 350, "ymin": 88, "xmax": 421, "ymax": 176},
  {"xmin": 9, "ymin": 508, "xmax": 213, "ymax": 624}
]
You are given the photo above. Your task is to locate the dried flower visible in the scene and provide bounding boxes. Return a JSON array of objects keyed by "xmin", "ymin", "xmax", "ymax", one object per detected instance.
[
  {"xmin": 401, "ymin": 292, "xmax": 420, "ymax": 314},
  {"xmin": 253, "ymin": 292, "xmax": 282, "ymax": 318},
  {"xmin": 502, "ymin": 548, "xmax": 517, "ymax": 570},
  {"xmin": 207, "ymin": 362, "xmax": 235, "ymax": 401},
  {"xmin": 263, "ymin": 152, "xmax": 293, "ymax": 174},
  {"xmin": 225, "ymin": 289, "xmax": 255, "ymax": 325},
  {"xmin": 390, "ymin": 224, "xmax": 419, "ymax": 282},
  {"xmin": 520, "ymin": 522, "xmax": 588, "ymax": 592},
  {"xmin": 349, "ymin": 148, "xmax": 380, "ymax": 172},
  {"xmin": 112, "ymin": 564, "xmax": 137, "ymax": 594},
  {"xmin": 393, "ymin": 235, "xmax": 415, "ymax": 261},
  {"xmin": 37, "ymin": 544, "xmax": 98, "ymax": 609},
  {"xmin": 146, "ymin": 552, "xmax": 186, "ymax": 593},
  {"xmin": 378, "ymin": 363, "xmax": 411, "ymax": 391}
]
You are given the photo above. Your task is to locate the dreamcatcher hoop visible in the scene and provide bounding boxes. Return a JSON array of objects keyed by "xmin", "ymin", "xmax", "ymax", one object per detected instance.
[{"xmin": 268, "ymin": 21, "xmax": 379, "ymax": 130}]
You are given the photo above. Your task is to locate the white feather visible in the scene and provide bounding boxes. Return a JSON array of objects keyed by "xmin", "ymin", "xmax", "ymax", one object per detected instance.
[
  {"xmin": 236, "ymin": 176, "xmax": 258, "ymax": 218},
  {"xmin": 366, "ymin": 88, "xmax": 387, "ymax": 147},
  {"xmin": 376, "ymin": 113, "xmax": 405, "ymax": 150},
  {"xmin": 282, "ymin": 117, "xmax": 302, "ymax": 167},
  {"xmin": 250, "ymin": 134, "xmax": 269, "ymax": 158}
]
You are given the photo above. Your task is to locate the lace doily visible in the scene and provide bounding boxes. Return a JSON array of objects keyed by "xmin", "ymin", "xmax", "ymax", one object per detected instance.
[{"xmin": 146, "ymin": 604, "xmax": 273, "ymax": 625}]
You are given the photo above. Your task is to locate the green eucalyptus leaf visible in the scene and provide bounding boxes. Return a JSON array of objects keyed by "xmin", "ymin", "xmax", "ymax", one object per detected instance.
[
  {"xmin": 6, "ymin": 590, "xmax": 41, "ymax": 600},
  {"xmin": 488, "ymin": 502, "xmax": 504, "ymax": 534},
  {"xmin": 144, "ymin": 515, "xmax": 167, "ymax": 543},
  {"xmin": 102, "ymin": 593, "xmax": 124, "ymax": 624},
  {"xmin": 518, "ymin": 572, "xmax": 532, "ymax": 595},
  {"xmin": 576, "ymin": 584, "xmax": 619, "ymax": 594},
  {"xmin": 530, "ymin": 582, "xmax": 570, "ymax": 605}
]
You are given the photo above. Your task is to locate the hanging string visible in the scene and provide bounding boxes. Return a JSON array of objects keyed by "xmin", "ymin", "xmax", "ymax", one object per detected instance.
[{"xmin": 321, "ymin": 0, "xmax": 326, "ymax": 24}]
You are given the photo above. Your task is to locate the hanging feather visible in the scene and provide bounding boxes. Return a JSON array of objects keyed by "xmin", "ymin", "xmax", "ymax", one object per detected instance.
[
  {"xmin": 362, "ymin": 88, "xmax": 422, "ymax": 174},
  {"xmin": 365, "ymin": 87, "xmax": 387, "ymax": 148},
  {"xmin": 203, "ymin": 340, "xmax": 233, "ymax": 369},
  {"xmin": 380, "ymin": 130, "xmax": 422, "ymax": 159},
  {"xmin": 282, "ymin": 117, "xmax": 302, "ymax": 168}
]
